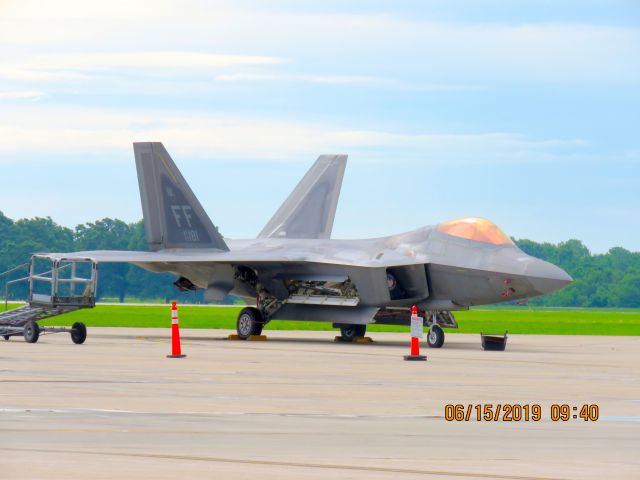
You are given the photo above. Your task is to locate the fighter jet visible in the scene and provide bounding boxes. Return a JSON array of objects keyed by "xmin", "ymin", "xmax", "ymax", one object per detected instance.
[{"xmin": 47, "ymin": 143, "xmax": 572, "ymax": 347}]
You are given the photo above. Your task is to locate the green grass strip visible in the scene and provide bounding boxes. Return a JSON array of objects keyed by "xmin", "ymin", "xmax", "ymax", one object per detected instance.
[{"xmin": 4, "ymin": 304, "xmax": 633, "ymax": 336}]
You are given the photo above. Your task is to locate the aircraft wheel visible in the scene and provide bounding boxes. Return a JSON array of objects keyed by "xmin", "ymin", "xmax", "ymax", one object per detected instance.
[
  {"xmin": 3, "ymin": 334, "xmax": 10, "ymax": 341},
  {"xmin": 23, "ymin": 321, "xmax": 40, "ymax": 343},
  {"xmin": 340, "ymin": 324, "xmax": 366, "ymax": 342},
  {"xmin": 236, "ymin": 307, "xmax": 264, "ymax": 340},
  {"xmin": 427, "ymin": 325, "xmax": 444, "ymax": 348},
  {"xmin": 71, "ymin": 322, "xmax": 87, "ymax": 344}
]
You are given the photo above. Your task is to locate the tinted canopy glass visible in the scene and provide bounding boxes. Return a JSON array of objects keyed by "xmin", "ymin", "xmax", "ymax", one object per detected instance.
[{"xmin": 436, "ymin": 217, "xmax": 513, "ymax": 245}]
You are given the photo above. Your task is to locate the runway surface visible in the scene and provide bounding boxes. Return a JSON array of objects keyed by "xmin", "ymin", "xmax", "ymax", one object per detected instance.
[{"xmin": 1, "ymin": 328, "xmax": 638, "ymax": 479}]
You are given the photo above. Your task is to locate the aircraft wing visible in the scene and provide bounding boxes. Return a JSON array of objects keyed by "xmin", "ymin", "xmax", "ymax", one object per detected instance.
[{"xmin": 41, "ymin": 244, "xmax": 420, "ymax": 269}]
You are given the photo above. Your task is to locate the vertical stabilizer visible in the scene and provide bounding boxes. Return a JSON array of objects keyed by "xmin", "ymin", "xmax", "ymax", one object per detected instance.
[
  {"xmin": 133, "ymin": 142, "xmax": 229, "ymax": 251},
  {"xmin": 258, "ymin": 154, "xmax": 347, "ymax": 239}
]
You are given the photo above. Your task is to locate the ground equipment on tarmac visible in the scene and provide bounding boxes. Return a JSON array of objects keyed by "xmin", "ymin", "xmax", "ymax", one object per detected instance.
[
  {"xmin": 0, "ymin": 255, "xmax": 97, "ymax": 344},
  {"xmin": 480, "ymin": 332, "xmax": 508, "ymax": 351}
]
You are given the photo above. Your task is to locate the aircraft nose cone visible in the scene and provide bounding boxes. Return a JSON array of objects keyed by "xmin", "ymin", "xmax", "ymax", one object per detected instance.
[{"xmin": 525, "ymin": 259, "xmax": 573, "ymax": 295}]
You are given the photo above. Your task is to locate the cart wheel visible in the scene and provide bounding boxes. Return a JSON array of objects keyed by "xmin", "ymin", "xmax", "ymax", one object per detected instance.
[
  {"xmin": 70, "ymin": 322, "xmax": 87, "ymax": 344},
  {"xmin": 23, "ymin": 321, "xmax": 40, "ymax": 343}
]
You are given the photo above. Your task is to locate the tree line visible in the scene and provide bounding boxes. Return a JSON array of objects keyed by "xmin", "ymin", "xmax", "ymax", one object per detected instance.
[
  {"xmin": 515, "ymin": 238, "xmax": 640, "ymax": 308},
  {"xmin": 0, "ymin": 213, "xmax": 207, "ymax": 304},
  {"xmin": 0, "ymin": 212, "xmax": 638, "ymax": 307}
]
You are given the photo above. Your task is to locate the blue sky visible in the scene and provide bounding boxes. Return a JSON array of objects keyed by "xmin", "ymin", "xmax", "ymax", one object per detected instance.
[{"xmin": 0, "ymin": 0, "xmax": 638, "ymax": 252}]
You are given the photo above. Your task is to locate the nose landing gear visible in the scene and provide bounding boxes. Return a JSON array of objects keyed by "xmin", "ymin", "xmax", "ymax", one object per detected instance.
[{"xmin": 427, "ymin": 324, "xmax": 445, "ymax": 348}]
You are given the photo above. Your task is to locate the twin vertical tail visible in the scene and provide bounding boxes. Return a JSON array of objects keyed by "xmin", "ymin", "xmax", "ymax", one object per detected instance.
[
  {"xmin": 258, "ymin": 154, "xmax": 347, "ymax": 239},
  {"xmin": 134, "ymin": 143, "xmax": 347, "ymax": 247},
  {"xmin": 133, "ymin": 142, "xmax": 229, "ymax": 252}
]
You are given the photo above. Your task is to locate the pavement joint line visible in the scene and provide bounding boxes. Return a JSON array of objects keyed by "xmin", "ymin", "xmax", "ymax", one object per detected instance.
[
  {"xmin": 0, "ymin": 407, "xmax": 445, "ymax": 419},
  {"xmin": 1, "ymin": 447, "xmax": 572, "ymax": 480}
]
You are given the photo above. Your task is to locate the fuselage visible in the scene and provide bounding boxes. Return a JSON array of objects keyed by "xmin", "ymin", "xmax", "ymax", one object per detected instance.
[{"xmin": 168, "ymin": 222, "xmax": 571, "ymax": 311}]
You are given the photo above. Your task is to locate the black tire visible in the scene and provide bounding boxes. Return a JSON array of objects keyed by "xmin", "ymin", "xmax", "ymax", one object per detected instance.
[
  {"xmin": 236, "ymin": 307, "xmax": 264, "ymax": 340},
  {"xmin": 23, "ymin": 321, "xmax": 40, "ymax": 343},
  {"xmin": 340, "ymin": 324, "xmax": 366, "ymax": 341},
  {"xmin": 71, "ymin": 322, "xmax": 87, "ymax": 344},
  {"xmin": 3, "ymin": 335, "xmax": 10, "ymax": 341},
  {"xmin": 427, "ymin": 325, "xmax": 445, "ymax": 348}
]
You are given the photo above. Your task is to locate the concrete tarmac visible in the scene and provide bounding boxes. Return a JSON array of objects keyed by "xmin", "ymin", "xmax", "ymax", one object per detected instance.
[{"xmin": 1, "ymin": 328, "xmax": 638, "ymax": 479}]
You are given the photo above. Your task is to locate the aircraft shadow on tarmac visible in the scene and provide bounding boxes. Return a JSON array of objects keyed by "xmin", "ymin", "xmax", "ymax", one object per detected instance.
[{"xmin": 117, "ymin": 332, "xmax": 499, "ymax": 351}]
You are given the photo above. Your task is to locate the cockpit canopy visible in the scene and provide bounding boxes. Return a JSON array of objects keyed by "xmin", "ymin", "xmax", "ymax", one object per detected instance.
[{"xmin": 436, "ymin": 217, "xmax": 513, "ymax": 245}]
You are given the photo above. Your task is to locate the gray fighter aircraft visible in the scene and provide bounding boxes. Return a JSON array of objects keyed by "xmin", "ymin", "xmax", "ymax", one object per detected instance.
[{"xmin": 47, "ymin": 142, "xmax": 572, "ymax": 347}]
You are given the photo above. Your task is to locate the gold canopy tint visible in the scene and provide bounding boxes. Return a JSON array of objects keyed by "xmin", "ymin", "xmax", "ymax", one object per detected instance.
[{"xmin": 436, "ymin": 217, "xmax": 513, "ymax": 245}]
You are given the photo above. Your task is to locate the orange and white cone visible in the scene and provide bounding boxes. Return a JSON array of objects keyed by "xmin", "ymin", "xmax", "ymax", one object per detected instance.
[
  {"xmin": 404, "ymin": 305, "xmax": 426, "ymax": 361},
  {"xmin": 167, "ymin": 301, "xmax": 186, "ymax": 358}
]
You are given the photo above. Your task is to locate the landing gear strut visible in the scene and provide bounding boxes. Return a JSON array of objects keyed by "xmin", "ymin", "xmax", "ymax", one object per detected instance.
[{"xmin": 236, "ymin": 307, "xmax": 264, "ymax": 340}]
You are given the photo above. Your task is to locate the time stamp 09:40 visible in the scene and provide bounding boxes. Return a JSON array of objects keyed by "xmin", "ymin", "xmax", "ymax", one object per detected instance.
[{"xmin": 444, "ymin": 404, "xmax": 600, "ymax": 422}]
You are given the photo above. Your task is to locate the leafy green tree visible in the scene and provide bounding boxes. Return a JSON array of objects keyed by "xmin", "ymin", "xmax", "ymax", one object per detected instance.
[
  {"xmin": 0, "ymin": 211, "xmax": 638, "ymax": 307},
  {"xmin": 514, "ymin": 238, "xmax": 640, "ymax": 308},
  {"xmin": 74, "ymin": 219, "xmax": 133, "ymax": 302}
]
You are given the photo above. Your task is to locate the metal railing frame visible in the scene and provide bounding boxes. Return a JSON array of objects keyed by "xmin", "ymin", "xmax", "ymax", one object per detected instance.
[{"xmin": 2, "ymin": 255, "xmax": 98, "ymax": 309}]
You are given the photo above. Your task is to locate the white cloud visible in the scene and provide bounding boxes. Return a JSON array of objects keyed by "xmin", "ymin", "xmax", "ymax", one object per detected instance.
[
  {"xmin": 1, "ymin": 2, "xmax": 637, "ymax": 85},
  {"xmin": 214, "ymin": 73, "xmax": 373, "ymax": 84},
  {"xmin": 213, "ymin": 73, "xmax": 476, "ymax": 91},
  {"xmin": 0, "ymin": 68, "xmax": 89, "ymax": 82},
  {"xmin": 0, "ymin": 52, "xmax": 287, "ymax": 83},
  {"xmin": 31, "ymin": 52, "xmax": 286, "ymax": 70},
  {"xmin": 0, "ymin": 90, "xmax": 44, "ymax": 100},
  {"xmin": 0, "ymin": 105, "xmax": 589, "ymax": 164}
]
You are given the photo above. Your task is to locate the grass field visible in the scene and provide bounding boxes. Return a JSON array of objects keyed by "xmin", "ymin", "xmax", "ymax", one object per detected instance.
[{"xmin": 9, "ymin": 304, "xmax": 637, "ymax": 336}]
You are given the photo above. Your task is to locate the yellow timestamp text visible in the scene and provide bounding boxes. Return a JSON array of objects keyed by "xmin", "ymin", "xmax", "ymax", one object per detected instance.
[{"xmin": 444, "ymin": 404, "xmax": 599, "ymax": 422}]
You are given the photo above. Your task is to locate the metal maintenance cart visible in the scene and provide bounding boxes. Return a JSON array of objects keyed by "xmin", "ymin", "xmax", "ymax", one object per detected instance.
[{"xmin": 0, "ymin": 255, "xmax": 97, "ymax": 344}]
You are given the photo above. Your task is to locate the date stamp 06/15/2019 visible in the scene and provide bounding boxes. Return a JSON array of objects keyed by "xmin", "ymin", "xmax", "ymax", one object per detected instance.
[{"xmin": 444, "ymin": 404, "xmax": 600, "ymax": 422}]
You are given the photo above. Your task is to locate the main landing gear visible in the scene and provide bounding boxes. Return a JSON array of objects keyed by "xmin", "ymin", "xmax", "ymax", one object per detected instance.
[
  {"xmin": 339, "ymin": 324, "xmax": 366, "ymax": 342},
  {"xmin": 235, "ymin": 307, "xmax": 265, "ymax": 340}
]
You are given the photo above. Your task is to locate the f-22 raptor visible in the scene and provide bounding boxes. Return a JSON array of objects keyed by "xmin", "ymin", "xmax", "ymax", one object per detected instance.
[{"xmin": 49, "ymin": 143, "xmax": 572, "ymax": 347}]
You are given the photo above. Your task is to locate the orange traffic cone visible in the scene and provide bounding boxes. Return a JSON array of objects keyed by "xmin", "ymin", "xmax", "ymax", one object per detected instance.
[
  {"xmin": 404, "ymin": 305, "xmax": 426, "ymax": 361},
  {"xmin": 167, "ymin": 301, "xmax": 186, "ymax": 358}
]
